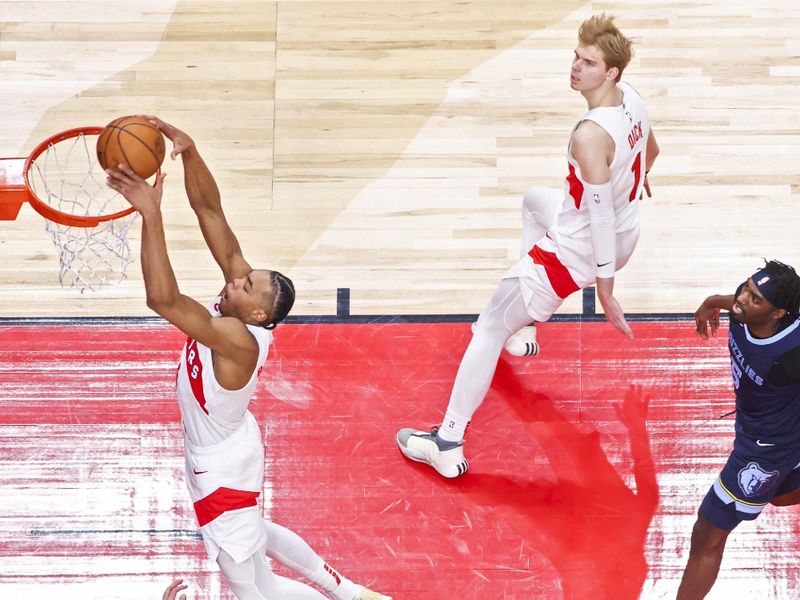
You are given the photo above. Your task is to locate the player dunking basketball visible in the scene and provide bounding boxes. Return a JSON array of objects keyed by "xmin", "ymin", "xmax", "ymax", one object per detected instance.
[
  {"xmin": 397, "ymin": 14, "xmax": 659, "ymax": 478},
  {"xmin": 106, "ymin": 119, "xmax": 391, "ymax": 600}
]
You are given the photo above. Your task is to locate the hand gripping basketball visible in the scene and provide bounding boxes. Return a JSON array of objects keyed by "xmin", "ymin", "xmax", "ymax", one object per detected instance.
[{"xmin": 105, "ymin": 164, "xmax": 167, "ymax": 217}]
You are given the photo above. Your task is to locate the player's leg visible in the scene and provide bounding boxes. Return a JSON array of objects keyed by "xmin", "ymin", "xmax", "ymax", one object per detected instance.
[
  {"xmin": 397, "ymin": 277, "xmax": 534, "ymax": 477},
  {"xmin": 676, "ymin": 511, "xmax": 730, "ymax": 600},
  {"xmin": 444, "ymin": 277, "xmax": 533, "ymax": 433},
  {"xmin": 263, "ymin": 521, "xmax": 392, "ymax": 600},
  {"xmin": 770, "ymin": 463, "xmax": 800, "ymax": 506},
  {"xmin": 504, "ymin": 186, "xmax": 561, "ymax": 357},
  {"xmin": 770, "ymin": 488, "xmax": 800, "ymax": 505},
  {"xmin": 678, "ymin": 440, "xmax": 784, "ymax": 599},
  {"xmin": 217, "ymin": 545, "xmax": 327, "ymax": 600},
  {"xmin": 519, "ymin": 186, "xmax": 561, "ymax": 257}
]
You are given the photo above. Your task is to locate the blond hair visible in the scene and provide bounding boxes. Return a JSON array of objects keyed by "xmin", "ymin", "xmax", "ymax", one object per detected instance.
[{"xmin": 578, "ymin": 14, "xmax": 633, "ymax": 82}]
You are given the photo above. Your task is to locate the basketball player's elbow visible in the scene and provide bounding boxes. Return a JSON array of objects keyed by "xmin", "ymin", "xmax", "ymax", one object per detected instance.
[
  {"xmin": 147, "ymin": 300, "xmax": 181, "ymax": 325},
  {"xmin": 145, "ymin": 288, "xmax": 180, "ymax": 316},
  {"xmin": 146, "ymin": 297, "xmax": 170, "ymax": 317}
]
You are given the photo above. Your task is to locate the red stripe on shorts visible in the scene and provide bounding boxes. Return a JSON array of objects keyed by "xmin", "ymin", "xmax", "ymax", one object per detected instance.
[
  {"xmin": 194, "ymin": 487, "xmax": 260, "ymax": 527},
  {"xmin": 529, "ymin": 245, "xmax": 580, "ymax": 299}
]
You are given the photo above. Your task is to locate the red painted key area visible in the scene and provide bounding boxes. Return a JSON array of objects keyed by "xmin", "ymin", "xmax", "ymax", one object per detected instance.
[{"xmin": 2, "ymin": 321, "xmax": 799, "ymax": 598}]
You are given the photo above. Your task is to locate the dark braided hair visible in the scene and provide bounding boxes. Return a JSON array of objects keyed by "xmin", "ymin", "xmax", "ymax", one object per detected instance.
[
  {"xmin": 261, "ymin": 270, "xmax": 295, "ymax": 330},
  {"xmin": 761, "ymin": 259, "xmax": 800, "ymax": 319}
]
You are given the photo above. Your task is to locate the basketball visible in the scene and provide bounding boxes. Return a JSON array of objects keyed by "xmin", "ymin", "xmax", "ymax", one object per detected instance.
[{"xmin": 96, "ymin": 115, "xmax": 165, "ymax": 179}]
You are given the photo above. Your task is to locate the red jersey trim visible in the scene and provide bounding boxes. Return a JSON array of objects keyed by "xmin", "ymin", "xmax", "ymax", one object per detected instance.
[
  {"xmin": 566, "ymin": 163, "xmax": 584, "ymax": 209},
  {"xmin": 194, "ymin": 487, "xmax": 260, "ymax": 527},
  {"xmin": 185, "ymin": 338, "xmax": 208, "ymax": 415},
  {"xmin": 529, "ymin": 245, "xmax": 580, "ymax": 299}
]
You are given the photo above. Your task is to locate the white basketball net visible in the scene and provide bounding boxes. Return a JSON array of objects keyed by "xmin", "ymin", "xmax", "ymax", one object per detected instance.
[{"xmin": 27, "ymin": 132, "xmax": 138, "ymax": 293}]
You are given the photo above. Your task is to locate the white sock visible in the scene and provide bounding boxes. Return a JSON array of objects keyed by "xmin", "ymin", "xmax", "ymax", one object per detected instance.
[{"xmin": 438, "ymin": 408, "xmax": 469, "ymax": 442}]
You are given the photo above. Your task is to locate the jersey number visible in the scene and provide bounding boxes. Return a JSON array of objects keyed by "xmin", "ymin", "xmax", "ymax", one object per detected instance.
[
  {"xmin": 628, "ymin": 151, "xmax": 642, "ymax": 202},
  {"xmin": 731, "ymin": 361, "xmax": 742, "ymax": 390},
  {"xmin": 567, "ymin": 150, "xmax": 643, "ymax": 206}
]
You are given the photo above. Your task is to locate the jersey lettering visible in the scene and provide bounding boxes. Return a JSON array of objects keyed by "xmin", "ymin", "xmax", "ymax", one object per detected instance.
[
  {"xmin": 185, "ymin": 338, "xmax": 208, "ymax": 414},
  {"xmin": 727, "ymin": 319, "xmax": 800, "ymax": 443},
  {"xmin": 627, "ymin": 120, "xmax": 644, "ymax": 149},
  {"xmin": 729, "ymin": 337, "xmax": 765, "ymax": 386}
]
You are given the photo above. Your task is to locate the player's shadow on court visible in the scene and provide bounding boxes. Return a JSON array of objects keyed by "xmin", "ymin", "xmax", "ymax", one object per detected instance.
[{"xmin": 423, "ymin": 361, "xmax": 659, "ymax": 599}]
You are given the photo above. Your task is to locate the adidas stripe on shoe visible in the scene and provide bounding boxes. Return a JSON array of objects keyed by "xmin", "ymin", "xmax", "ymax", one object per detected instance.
[
  {"xmin": 396, "ymin": 427, "xmax": 469, "ymax": 478},
  {"xmin": 503, "ymin": 324, "xmax": 539, "ymax": 357}
]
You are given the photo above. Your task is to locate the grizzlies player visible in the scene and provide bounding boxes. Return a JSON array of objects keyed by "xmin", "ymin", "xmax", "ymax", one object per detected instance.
[{"xmin": 678, "ymin": 260, "xmax": 800, "ymax": 599}]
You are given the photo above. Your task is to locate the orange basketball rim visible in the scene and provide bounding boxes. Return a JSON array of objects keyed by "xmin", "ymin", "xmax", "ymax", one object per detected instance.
[
  {"xmin": 0, "ymin": 126, "xmax": 161, "ymax": 292},
  {"xmin": 0, "ymin": 126, "xmax": 140, "ymax": 227}
]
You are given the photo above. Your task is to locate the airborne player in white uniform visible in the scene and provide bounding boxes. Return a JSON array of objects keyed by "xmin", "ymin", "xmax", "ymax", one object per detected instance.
[
  {"xmin": 398, "ymin": 14, "xmax": 660, "ymax": 478},
  {"xmin": 107, "ymin": 118, "xmax": 391, "ymax": 600},
  {"xmin": 177, "ymin": 297, "xmax": 273, "ymax": 565}
]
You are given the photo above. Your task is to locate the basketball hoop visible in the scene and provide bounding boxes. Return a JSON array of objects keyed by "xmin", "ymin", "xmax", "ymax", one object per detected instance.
[{"xmin": 0, "ymin": 127, "xmax": 147, "ymax": 292}]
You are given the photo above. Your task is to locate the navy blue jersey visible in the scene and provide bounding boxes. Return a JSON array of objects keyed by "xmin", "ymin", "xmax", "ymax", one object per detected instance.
[{"xmin": 729, "ymin": 317, "xmax": 800, "ymax": 444}]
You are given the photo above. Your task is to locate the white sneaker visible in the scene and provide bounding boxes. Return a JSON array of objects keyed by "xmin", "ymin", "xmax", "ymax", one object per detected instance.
[
  {"xmin": 355, "ymin": 588, "xmax": 392, "ymax": 600},
  {"xmin": 396, "ymin": 428, "xmax": 469, "ymax": 478},
  {"xmin": 503, "ymin": 325, "xmax": 539, "ymax": 357}
]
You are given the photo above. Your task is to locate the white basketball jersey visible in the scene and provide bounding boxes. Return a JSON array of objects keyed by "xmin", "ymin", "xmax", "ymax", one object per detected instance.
[
  {"xmin": 535, "ymin": 81, "xmax": 650, "ymax": 291},
  {"xmin": 175, "ymin": 297, "xmax": 273, "ymax": 561},
  {"xmin": 176, "ymin": 296, "xmax": 272, "ymax": 447}
]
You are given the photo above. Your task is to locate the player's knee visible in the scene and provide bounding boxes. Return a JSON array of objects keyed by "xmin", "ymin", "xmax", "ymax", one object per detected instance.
[
  {"xmin": 522, "ymin": 186, "xmax": 551, "ymax": 212},
  {"xmin": 471, "ymin": 319, "xmax": 512, "ymax": 353},
  {"xmin": 688, "ymin": 533, "xmax": 724, "ymax": 558},
  {"xmin": 689, "ymin": 513, "xmax": 729, "ymax": 555}
]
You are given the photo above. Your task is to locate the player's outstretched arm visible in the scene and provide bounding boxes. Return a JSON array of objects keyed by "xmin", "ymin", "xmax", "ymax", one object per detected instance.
[
  {"xmin": 106, "ymin": 164, "xmax": 178, "ymax": 315},
  {"xmin": 694, "ymin": 294, "xmax": 734, "ymax": 339},
  {"xmin": 144, "ymin": 116, "xmax": 251, "ymax": 284}
]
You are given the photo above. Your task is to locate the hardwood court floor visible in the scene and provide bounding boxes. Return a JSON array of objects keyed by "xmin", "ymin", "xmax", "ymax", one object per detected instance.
[
  {"xmin": 2, "ymin": 1, "xmax": 799, "ymax": 316},
  {"xmin": 2, "ymin": 319, "xmax": 799, "ymax": 599}
]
